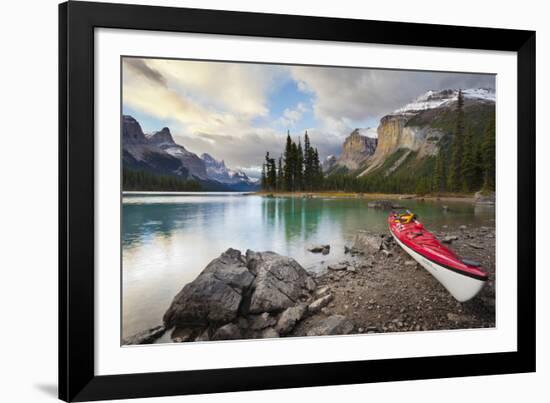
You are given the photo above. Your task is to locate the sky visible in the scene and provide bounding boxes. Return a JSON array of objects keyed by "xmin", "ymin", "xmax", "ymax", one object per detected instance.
[{"xmin": 122, "ymin": 57, "xmax": 495, "ymax": 179}]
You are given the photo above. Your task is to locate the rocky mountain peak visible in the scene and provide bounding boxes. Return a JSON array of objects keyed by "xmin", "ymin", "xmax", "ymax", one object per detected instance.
[
  {"xmin": 394, "ymin": 87, "xmax": 495, "ymax": 114},
  {"xmin": 122, "ymin": 115, "xmax": 147, "ymax": 145},
  {"xmin": 148, "ymin": 127, "xmax": 176, "ymax": 145},
  {"xmin": 335, "ymin": 129, "xmax": 377, "ymax": 170},
  {"xmin": 201, "ymin": 153, "xmax": 226, "ymax": 169}
]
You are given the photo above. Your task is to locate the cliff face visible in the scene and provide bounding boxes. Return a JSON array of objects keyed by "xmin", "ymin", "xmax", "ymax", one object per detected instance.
[
  {"xmin": 360, "ymin": 114, "xmax": 442, "ymax": 175},
  {"xmin": 335, "ymin": 129, "xmax": 377, "ymax": 170},
  {"xmin": 324, "ymin": 88, "xmax": 496, "ymax": 179}
]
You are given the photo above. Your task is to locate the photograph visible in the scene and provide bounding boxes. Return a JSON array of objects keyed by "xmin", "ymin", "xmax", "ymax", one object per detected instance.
[{"xmin": 121, "ymin": 56, "xmax": 497, "ymax": 345}]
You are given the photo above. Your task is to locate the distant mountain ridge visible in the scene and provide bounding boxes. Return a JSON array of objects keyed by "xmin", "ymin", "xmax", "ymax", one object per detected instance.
[
  {"xmin": 201, "ymin": 153, "xmax": 257, "ymax": 189},
  {"xmin": 122, "ymin": 115, "xmax": 259, "ymax": 191}
]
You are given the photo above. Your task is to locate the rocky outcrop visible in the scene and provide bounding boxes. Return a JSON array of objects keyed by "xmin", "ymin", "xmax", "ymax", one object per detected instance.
[
  {"xmin": 159, "ymin": 248, "xmax": 319, "ymax": 343},
  {"xmin": 334, "ymin": 129, "xmax": 377, "ymax": 171},
  {"xmin": 360, "ymin": 115, "xmax": 443, "ymax": 176},
  {"xmin": 246, "ymin": 250, "xmax": 316, "ymax": 314},
  {"xmin": 163, "ymin": 248, "xmax": 254, "ymax": 327}
]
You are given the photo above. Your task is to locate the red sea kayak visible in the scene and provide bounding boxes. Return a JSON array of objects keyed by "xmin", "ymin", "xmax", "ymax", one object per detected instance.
[{"xmin": 388, "ymin": 211, "xmax": 488, "ymax": 302}]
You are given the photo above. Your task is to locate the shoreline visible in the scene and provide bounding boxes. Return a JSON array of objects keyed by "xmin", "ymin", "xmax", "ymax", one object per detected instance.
[{"xmin": 253, "ymin": 191, "xmax": 479, "ymax": 203}]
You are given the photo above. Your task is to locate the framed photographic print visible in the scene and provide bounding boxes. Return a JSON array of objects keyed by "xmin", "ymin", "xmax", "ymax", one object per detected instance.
[{"xmin": 59, "ymin": 1, "xmax": 536, "ymax": 401}]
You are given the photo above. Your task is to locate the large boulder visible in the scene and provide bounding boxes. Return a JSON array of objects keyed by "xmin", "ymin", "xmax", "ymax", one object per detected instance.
[
  {"xmin": 163, "ymin": 248, "xmax": 255, "ymax": 328},
  {"xmin": 352, "ymin": 231, "xmax": 384, "ymax": 254},
  {"xmin": 246, "ymin": 250, "xmax": 316, "ymax": 314},
  {"xmin": 163, "ymin": 248, "xmax": 316, "ymax": 336}
]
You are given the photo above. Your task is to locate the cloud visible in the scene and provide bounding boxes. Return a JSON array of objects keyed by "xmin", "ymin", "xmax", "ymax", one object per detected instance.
[
  {"xmin": 290, "ymin": 65, "xmax": 495, "ymax": 134},
  {"xmin": 124, "ymin": 58, "xmax": 167, "ymax": 86},
  {"xmin": 279, "ymin": 102, "xmax": 308, "ymax": 128},
  {"xmin": 122, "ymin": 57, "xmax": 495, "ymax": 171}
]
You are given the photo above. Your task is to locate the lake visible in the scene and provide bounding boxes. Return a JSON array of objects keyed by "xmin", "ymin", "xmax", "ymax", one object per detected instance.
[{"xmin": 122, "ymin": 192, "xmax": 495, "ymax": 339}]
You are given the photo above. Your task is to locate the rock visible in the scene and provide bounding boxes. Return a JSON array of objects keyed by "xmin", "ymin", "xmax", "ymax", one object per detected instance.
[
  {"xmin": 122, "ymin": 325, "xmax": 166, "ymax": 345},
  {"xmin": 308, "ymin": 244, "xmax": 330, "ymax": 253},
  {"xmin": 328, "ymin": 263, "xmax": 347, "ymax": 271},
  {"xmin": 163, "ymin": 248, "xmax": 254, "ymax": 328},
  {"xmin": 404, "ymin": 260, "xmax": 416, "ymax": 266},
  {"xmin": 459, "ymin": 225, "xmax": 468, "ymax": 231},
  {"xmin": 275, "ymin": 304, "xmax": 307, "ymax": 334},
  {"xmin": 352, "ymin": 231, "xmax": 384, "ymax": 254},
  {"xmin": 246, "ymin": 250, "xmax": 315, "ymax": 314},
  {"xmin": 367, "ymin": 200, "xmax": 394, "ymax": 209},
  {"xmin": 381, "ymin": 249, "xmax": 393, "ymax": 257},
  {"xmin": 346, "ymin": 266, "xmax": 357, "ymax": 273},
  {"xmin": 248, "ymin": 312, "xmax": 276, "ymax": 330},
  {"xmin": 305, "ymin": 315, "xmax": 354, "ymax": 336},
  {"xmin": 171, "ymin": 327, "xmax": 196, "ymax": 343},
  {"xmin": 164, "ymin": 248, "xmax": 315, "ymax": 329},
  {"xmin": 194, "ymin": 329, "xmax": 210, "ymax": 342},
  {"xmin": 211, "ymin": 323, "xmax": 242, "ymax": 340},
  {"xmin": 308, "ymin": 294, "xmax": 334, "ymax": 313},
  {"xmin": 467, "ymin": 242, "xmax": 484, "ymax": 250},
  {"xmin": 321, "ymin": 247, "xmax": 330, "ymax": 255},
  {"xmin": 344, "ymin": 246, "xmax": 351, "ymax": 254},
  {"xmin": 260, "ymin": 327, "xmax": 280, "ymax": 338},
  {"xmin": 315, "ymin": 286, "xmax": 331, "ymax": 296},
  {"xmin": 442, "ymin": 235, "xmax": 459, "ymax": 244}
]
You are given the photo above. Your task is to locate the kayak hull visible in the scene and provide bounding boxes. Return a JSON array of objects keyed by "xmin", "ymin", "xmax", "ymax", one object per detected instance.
[{"xmin": 390, "ymin": 231, "xmax": 486, "ymax": 302}]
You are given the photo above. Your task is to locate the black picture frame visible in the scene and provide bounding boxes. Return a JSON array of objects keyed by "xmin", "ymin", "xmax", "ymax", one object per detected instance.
[{"xmin": 59, "ymin": 1, "xmax": 536, "ymax": 401}]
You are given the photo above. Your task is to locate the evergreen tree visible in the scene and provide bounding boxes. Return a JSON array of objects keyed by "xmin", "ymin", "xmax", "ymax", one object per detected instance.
[
  {"xmin": 264, "ymin": 152, "xmax": 277, "ymax": 191},
  {"xmin": 447, "ymin": 89, "xmax": 465, "ymax": 191},
  {"xmin": 482, "ymin": 117, "xmax": 496, "ymax": 190},
  {"xmin": 277, "ymin": 156, "xmax": 283, "ymax": 191},
  {"xmin": 312, "ymin": 148, "xmax": 323, "ymax": 189},
  {"xmin": 461, "ymin": 128, "xmax": 475, "ymax": 192},
  {"xmin": 473, "ymin": 145, "xmax": 484, "ymax": 191},
  {"xmin": 303, "ymin": 131, "xmax": 312, "ymax": 190},
  {"xmin": 268, "ymin": 156, "xmax": 277, "ymax": 190},
  {"xmin": 433, "ymin": 150, "xmax": 446, "ymax": 192},
  {"xmin": 260, "ymin": 163, "xmax": 266, "ymax": 190},
  {"xmin": 290, "ymin": 141, "xmax": 298, "ymax": 191},
  {"xmin": 296, "ymin": 139, "xmax": 304, "ymax": 191},
  {"xmin": 283, "ymin": 131, "xmax": 293, "ymax": 191}
]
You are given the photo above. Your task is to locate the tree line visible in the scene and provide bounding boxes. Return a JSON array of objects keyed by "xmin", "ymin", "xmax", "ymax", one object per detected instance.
[
  {"xmin": 433, "ymin": 89, "xmax": 495, "ymax": 193},
  {"xmin": 123, "ymin": 168, "xmax": 202, "ymax": 191},
  {"xmin": 261, "ymin": 131, "xmax": 324, "ymax": 191}
]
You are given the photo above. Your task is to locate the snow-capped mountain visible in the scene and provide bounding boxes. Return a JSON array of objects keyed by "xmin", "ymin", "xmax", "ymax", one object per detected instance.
[
  {"xmin": 122, "ymin": 115, "xmax": 259, "ymax": 191},
  {"xmin": 201, "ymin": 153, "xmax": 258, "ymax": 189},
  {"xmin": 394, "ymin": 88, "xmax": 495, "ymax": 114}
]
